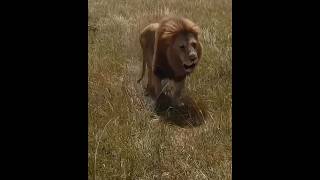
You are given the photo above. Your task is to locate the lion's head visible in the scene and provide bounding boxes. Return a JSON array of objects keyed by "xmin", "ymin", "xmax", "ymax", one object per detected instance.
[
  {"xmin": 157, "ymin": 17, "xmax": 202, "ymax": 76},
  {"xmin": 171, "ymin": 31, "xmax": 201, "ymax": 73}
]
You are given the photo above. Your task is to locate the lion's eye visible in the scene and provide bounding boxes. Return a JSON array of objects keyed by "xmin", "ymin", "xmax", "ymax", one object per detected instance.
[
  {"xmin": 191, "ymin": 42, "xmax": 197, "ymax": 47},
  {"xmin": 179, "ymin": 45, "xmax": 185, "ymax": 49}
]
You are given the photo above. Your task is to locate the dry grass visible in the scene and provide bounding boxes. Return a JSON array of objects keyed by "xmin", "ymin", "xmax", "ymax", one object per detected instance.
[{"xmin": 88, "ymin": 0, "xmax": 232, "ymax": 179}]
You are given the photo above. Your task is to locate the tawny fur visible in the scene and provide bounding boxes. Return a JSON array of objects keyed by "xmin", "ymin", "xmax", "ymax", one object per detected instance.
[{"xmin": 138, "ymin": 16, "xmax": 203, "ymax": 106}]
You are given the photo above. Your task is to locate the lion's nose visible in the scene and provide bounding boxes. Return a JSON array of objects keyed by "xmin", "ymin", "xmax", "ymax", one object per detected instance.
[{"xmin": 189, "ymin": 53, "xmax": 197, "ymax": 61}]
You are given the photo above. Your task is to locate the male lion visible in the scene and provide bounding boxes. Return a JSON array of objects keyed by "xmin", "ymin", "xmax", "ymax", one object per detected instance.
[{"xmin": 138, "ymin": 16, "xmax": 202, "ymax": 106}]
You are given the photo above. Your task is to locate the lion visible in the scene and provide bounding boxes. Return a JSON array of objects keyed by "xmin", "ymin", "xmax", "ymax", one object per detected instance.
[{"xmin": 137, "ymin": 16, "xmax": 202, "ymax": 106}]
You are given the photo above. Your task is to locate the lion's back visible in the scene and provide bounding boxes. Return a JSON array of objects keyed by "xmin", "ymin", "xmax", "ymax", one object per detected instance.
[{"xmin": 140, "ymin": 23, "xmax": 159, "ymax": 49}]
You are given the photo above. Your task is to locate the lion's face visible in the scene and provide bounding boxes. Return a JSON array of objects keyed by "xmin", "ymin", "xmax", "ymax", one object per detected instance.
[{"xmin": 172, "ymin": 32, "xmax": 200, "ymax": 73}]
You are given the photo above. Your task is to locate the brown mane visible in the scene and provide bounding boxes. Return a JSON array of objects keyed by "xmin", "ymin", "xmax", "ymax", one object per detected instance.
[{"xmin": 157, "ymin": 17, "xmax": 200, "ymax": 44}]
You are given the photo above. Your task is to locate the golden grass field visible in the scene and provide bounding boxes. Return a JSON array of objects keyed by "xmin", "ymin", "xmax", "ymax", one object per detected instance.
[{"xmin": 89, "ymin": 0, "xmax": 231, "ymax": 179}]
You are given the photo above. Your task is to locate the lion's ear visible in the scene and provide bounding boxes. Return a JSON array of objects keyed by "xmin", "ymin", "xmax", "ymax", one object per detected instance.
[
  {"xmin": 160, "ymin": 34, "xmax": 173, "ymax": 46},
  {"xmin": 192, "ymin": 25, "xmax": 201, "ymax": 35}
]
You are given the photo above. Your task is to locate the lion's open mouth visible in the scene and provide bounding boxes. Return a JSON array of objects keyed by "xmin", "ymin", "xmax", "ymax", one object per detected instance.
[{"xmin": 184, "ymin": 63, "xmax": 196, "ymax": 70}]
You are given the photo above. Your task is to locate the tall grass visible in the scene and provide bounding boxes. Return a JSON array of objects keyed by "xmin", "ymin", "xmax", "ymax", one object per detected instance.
[{"xmin": 89, "ymin": 0, "xmax": 231, "ymax": 179}]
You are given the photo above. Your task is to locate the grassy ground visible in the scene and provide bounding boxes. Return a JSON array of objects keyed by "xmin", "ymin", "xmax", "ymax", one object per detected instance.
[{"xmin": 88, "ymin": 0, "xmax": 232, "ymax": 179}]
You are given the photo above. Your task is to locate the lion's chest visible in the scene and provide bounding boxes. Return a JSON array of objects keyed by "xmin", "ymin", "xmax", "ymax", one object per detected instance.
[
  {"xmin": 154, "ymin": 65, "xmax": 186, "ymax": 82},
  {"xmin": 153, "ymin": 50, "xmax": 187, "ymax": 81},
  {"xmin": 154, "ymin": 65, "xmax": 174, "ymax": 80}
]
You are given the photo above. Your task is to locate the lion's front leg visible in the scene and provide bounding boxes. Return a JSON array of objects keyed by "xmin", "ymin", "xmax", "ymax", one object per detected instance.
[
  {"xmin": 144, "ymin": 67, "xmax": 153, "ymax": 96},
  {"xmin": 172, "ymin": 79, "xmax": 185, "ymax": 107},
  {"xmin": 151, "ymin": 73, "xmax": 162, "ymax": 101}
]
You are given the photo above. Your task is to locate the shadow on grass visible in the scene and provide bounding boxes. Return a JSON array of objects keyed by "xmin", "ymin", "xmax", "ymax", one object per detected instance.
[{"xmin": 154, "ymin": 94, "xmax": 207, "ymax": 128}]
